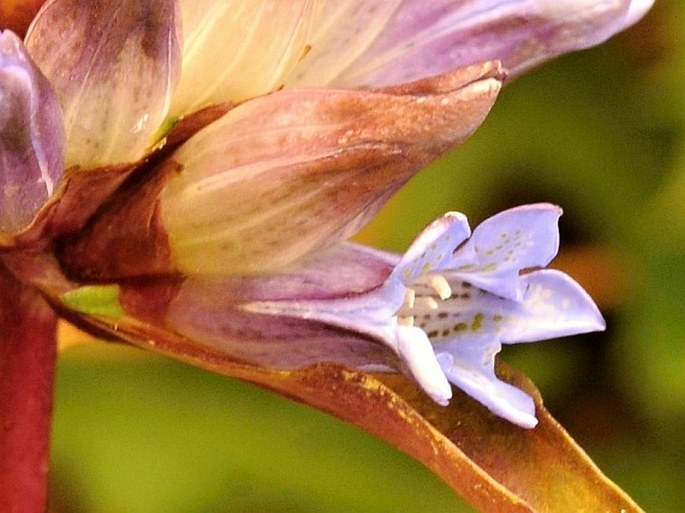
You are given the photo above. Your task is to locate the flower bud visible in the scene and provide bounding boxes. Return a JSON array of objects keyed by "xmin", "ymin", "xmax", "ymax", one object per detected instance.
[
  {"xmin": 160, "ymin": 62, "xmax": 503, "ymax": 276},
  {"xmin": 60, "ymin": 63, "xmax": 503, "ymax": 279},
  {"xmin": 0, "ymin": 30, "xmax": 63, "ymax": 233},
  {"xmin": 25, "ymin": 0, "xmax": 181, "ymax": 169}
]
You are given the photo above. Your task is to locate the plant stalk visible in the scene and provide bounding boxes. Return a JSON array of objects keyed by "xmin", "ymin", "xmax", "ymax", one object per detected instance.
[{"xmin": 0, "ymin": 263, "xmax": 57, "ymax": 513}]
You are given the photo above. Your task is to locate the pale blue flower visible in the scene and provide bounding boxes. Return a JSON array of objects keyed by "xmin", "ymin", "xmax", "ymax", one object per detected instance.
[{"xmin": 247, "ymin": 204, "xmax": 605, "ymax": 428}]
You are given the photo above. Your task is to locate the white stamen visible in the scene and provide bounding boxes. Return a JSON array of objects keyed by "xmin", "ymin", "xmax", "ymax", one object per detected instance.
[
  {"xmin": 415, "ymin": 274, "xmax": 452, "ymax": 300},
  {"xmin": 414, "ymin": 296, "xmax": 439, "ymax": 310},
  {"xmin": 404, "ymin": 288, "xmax": 416, "ymax": 309},
  {"xmin": 398, "ymin": 315, "xmax": 415, "ymax": 327}
]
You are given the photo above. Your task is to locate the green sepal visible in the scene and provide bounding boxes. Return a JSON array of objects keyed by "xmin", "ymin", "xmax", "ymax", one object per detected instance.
[{"xmin": 61, "ymin": 285, "xmax": 124, "ymax": 319}]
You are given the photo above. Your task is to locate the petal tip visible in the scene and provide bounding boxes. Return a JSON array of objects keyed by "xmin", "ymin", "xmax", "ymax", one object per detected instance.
[{"xmin": 625, "ymin": 0, "xmax": 655, "ymax": 28}]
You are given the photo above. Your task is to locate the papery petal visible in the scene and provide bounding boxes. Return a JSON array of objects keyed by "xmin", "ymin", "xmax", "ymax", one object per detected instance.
[
  {"xmin": 210, "ymin": 242, "xmax": 397, "ymax": 303},
  {"xmin": 160, "ymin": 63, "xmax": 502, "ymax": 276},
  {"xmin": 498, "ymin": 269, "xmax": 606, "ymax": 343},
  {"xmin": 435, "ymin": 336, "xmax": 538, "ymax": 428},
  {"xmin": 0, "ymin": 30, "xmax": 63, "ymax": 233},
  {"xmin": 235, "ymin": 248, "xmax": 453, "ymax": 404},
  {"xmin": 448, "ymin": 204, "xmax": 561, "ymax": 301},
  {"xmin": 285, "ymin": 1, "xmax": 403, "ymax": 87},
  {"xmin": 312, "ymin": 0, "xmax": 649, "ymax": 88},
  {"xmin": 25, "ymin": 0, "xmax": 182, "ymax": 168},
  {"xmin": 171, "ymin": 0, "xmax": 322, "ymax": 114},
  {"xmin": 162, "ymin": 243, "xmax": 401, "ymax": 371},
  {"xmin": 393, "ymin": 211, "xmax": 471, "ymax": 285}
]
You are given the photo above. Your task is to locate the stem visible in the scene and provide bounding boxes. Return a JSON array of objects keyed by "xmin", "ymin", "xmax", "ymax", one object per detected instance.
[{"xmin": 0, "ymin": 262, "xmax": 57, "ymax": 513}]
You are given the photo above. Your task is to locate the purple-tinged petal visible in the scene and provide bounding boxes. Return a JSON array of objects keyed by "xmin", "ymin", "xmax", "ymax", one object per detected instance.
[
  {"xmin": 60, "ymin": 63, "xmax": 502, "ymax": 279},
  {"xmin": 0, "ymin": 30, "xmax": 63, "ymax": 233},
  {"xmin": 448, "ymin": 204, "xmax": 562, "ymax": 301},
  {"xmin": 316, "ymin": 0, "xmax": 651, "ymax": 88},
  {"xmin": 163, "ymin": 243, "xmax": 401, "ymax": 371},
  {"xmin": 203, "ymin": 242, "xmax": 397, "ymax": 303},
  {"xmin": 171, "ymin": 0, "xmax": 322, "ymax": 114},
  {"xmin": 231, "ymin": 245, "xmax": 453, "ymax": 405},
  {"xmin": 25, "ymin": 0, "xmax": 182, "ymax": 168},
  {"xmin": 167, "ymin": 289, "xmax": 396, "ymax": 372},
  {"xmin": 393, "ymin": 211, "xmax": 471, "ymax": 285},
  {"xmin": 498, "ymin": 269, "xmax": 606, "ymax": 344},
  {"xmin": 624, "ymin": 0, "xmax": 654, "ymax": 26},
  {"xmin": 434, "ymin": 336, "xmax": 538, "ymax": 428},
  {"xmin": 160, "ymin": 63, "xmax": 502, "ymax": 276}
]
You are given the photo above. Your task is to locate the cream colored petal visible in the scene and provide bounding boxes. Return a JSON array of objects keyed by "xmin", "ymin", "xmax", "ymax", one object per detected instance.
[
  {"xmin": 171, "ymin": 0, "xmax": 322, "ymax": 115},
  {"xmin": 285, "ymin": 0, "xmax": 403, "ymax": 87},
  {"xmin": 25, "ymin": 0, "xmax": 182, "ymax": 169},
  {"xmin": 160, "ymin": 63, "xmax": 503, "ymax": 275}
]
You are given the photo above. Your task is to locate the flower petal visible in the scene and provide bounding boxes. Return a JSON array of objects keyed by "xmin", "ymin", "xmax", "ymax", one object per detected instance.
[
  {"xmin": 318, "ymin": 0, "xmax": 650, "ymax": 88},
  {"xmin": 162, "ymin": 243, "xmax": 400, "ymax": 371},
  {"xmin": 448, "ymin": 203, "xmax": 562, "ymax": 301},
  {"xmin": 159, "ymin": 63, "xmax": 502, "ymax": 276},
  {"xmin": 0, "ymin": 248, "xmax": 647, "ymax": 511},
  {"xmin": 407, "ymin": 272, "xmax": 604, "ymax": 347},
  {"xmin": 624, "ymin": 0, "xmax": 654, "ymax": 26},
  {"xmin": 435, "ymin": 336, "xmax": 538, "ymax": 428},
  {"xmin": 25, "ymin": 0, "xmax": 182, "ymax": 168},
  {"xmin": 397, "ymin": 325, "xmax": 452, "ymax": 406},
  {"xmin": 498, "ymin": 269, "xmax": 606, "ymax": 343},
  {"xmin": 393, "ymin": 211, "xmax": 471, "ymax": 285},
  {"xmin": 0, "ymin": 30, "xmax": 63, "ymax": 233},
  {"xmin": 171, "ymin": 0, "xmax": 322, "ymax": 114},
  {"xmin": 285, "ymin": 1, "xmax": 403, "ymax": 87}
]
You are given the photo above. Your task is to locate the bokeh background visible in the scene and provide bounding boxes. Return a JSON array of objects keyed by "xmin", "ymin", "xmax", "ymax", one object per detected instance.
[{"xmin": 49, "ymin": 3, "xmax": 684, "ymax": 511}]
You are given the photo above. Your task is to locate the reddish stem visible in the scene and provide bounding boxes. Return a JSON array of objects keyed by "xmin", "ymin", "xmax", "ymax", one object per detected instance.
[{"xmin": 0, "ymin": 263, "xmax": 57, "ymax": 513}]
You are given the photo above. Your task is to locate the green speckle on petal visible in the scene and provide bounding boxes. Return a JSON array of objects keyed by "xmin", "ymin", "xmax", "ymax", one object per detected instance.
[
  {"xmin": 471, "ymin": 313, "xmax": 484, "ymax": 332},
  {"xmin": 61, "ymin": 285, "xmax": 124, "ymax": 318}
]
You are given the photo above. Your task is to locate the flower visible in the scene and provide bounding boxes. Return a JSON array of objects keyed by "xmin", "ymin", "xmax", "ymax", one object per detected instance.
[
  {"xmin": 243, "ymin": 204, "xmax": 605, "ymax": 428},
  {"xmin": 0, "ymin": 30, "xmax": 63, "ymax": 232},
  {"xmin": 0, "ymin": 1, "xmax": 652, "ymax": 511},
  {"xmin": 0, "ymin": 0, "xmax": 633, "ymax": 430},
  {"xmin": 60, "ymin": 61, "xmax": 504, "ymax": 277}
]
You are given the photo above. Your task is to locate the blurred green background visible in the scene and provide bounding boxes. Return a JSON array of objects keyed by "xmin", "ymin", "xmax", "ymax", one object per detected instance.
[{"xmin": 50, "ymin": 3, "xmax": 684, "ymax": 512}]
